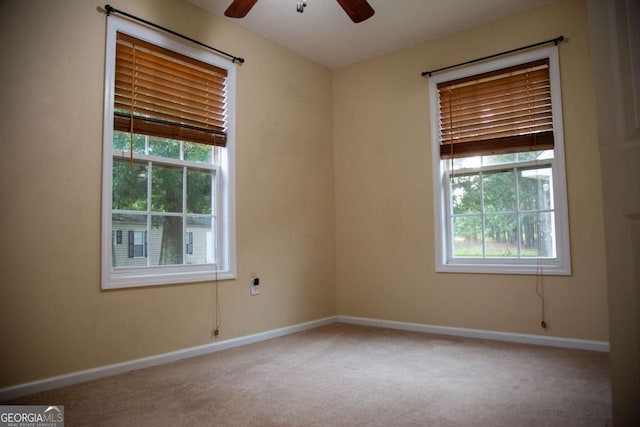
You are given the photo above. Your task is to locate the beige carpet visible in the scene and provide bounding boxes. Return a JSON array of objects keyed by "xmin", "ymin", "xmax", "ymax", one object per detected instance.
[{"xmin": 8, "ymin": 323, "xmax": 611, "ymax": 426}]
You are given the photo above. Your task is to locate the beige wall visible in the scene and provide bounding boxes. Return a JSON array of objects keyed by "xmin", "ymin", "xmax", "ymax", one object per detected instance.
[
  {"xmin": 0, "ymin": 0, "xmax": 336, "ymax": 387},
  {"xmin": 334, "ymin": 0, "xmax": 609, "ymax": 341}
]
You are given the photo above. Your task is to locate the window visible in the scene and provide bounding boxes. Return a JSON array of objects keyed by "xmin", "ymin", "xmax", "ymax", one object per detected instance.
[
  {"xmin": 429, "ymin": 46, "xmax": 570, "ymax": 275},
  {"xmin": 128, "ymin": 230, "xmax": 147, "ymax": 259},
  {"xmin": 186, "ymin": 232, "xmax": 194, "ymax": 256},
  {"xmin": 112, "ymin": 230, "xmax": 122, "ymax": 245},
  {"xmin": 102, "ymin": 16, "xmax": 236, "ymax": 289}
]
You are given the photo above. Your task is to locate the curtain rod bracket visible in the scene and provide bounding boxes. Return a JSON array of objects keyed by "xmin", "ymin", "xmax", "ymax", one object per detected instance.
[
  {"xmin": 421, "ymin": 35, "xmax": 564, "ymax": 78},
  {"xmin": 103, "ymin": 4, "xmax": 244, "ymax": 64}
]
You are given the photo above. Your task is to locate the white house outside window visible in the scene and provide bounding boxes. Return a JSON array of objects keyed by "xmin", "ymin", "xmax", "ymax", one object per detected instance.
[
  {"xmin": 102, "ymin": 16, "xmax": 236, "ymax": 289},
  {"xmin": 429, "ymin": 46, "xmax": 571, "ymax": 275}
]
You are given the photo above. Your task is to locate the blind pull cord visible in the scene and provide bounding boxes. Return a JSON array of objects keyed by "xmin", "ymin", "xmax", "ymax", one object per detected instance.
[{"xmin": 129, "ymin": 44, "xmax": 136, "ymax": 169}]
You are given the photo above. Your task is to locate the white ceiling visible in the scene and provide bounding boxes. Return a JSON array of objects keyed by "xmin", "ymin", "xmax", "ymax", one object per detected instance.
[{"xmin": 185, "ymin": 0, "xmax": 558, "ymax": 69}]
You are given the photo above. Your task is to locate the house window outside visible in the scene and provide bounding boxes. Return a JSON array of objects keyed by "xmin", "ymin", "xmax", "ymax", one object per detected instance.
[
  {"xmin": 102, "ymin": 17, "xmax": 236, "ymax": 289},
  {"xmin": 429, "ymin": 46, "xmax": 571, "ymax": 275},
  {"xmin": 128, "ymin": 230, "xmax": 147, "ymax": 259},
  {"xmin": 186, "ymin": 231, "xmax": 194, "ymax": 256},
  {"xmin": 112, "ymin": 230, "xmax": 122, "ymax": 245}
]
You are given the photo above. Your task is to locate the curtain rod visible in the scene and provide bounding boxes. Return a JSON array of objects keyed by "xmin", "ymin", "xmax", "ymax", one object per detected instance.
[
  {"xmin": 104, "ymin": 4, "xmax": 245, "ymax": 64},
  {"xmin": 421, "ymin": 36, "xmax": 564, "ymax": 77}
]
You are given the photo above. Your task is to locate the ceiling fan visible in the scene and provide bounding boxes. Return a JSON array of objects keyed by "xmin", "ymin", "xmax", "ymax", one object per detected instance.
[{"xmin": 224, "ymin": 0, "xmax": 375, "ymax": 23}]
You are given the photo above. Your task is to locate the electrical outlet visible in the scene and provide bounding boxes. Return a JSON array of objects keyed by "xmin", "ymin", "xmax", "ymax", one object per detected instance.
[{"xmin": 250, "ymin": 277, "xmax": 259, "ymax": 296}]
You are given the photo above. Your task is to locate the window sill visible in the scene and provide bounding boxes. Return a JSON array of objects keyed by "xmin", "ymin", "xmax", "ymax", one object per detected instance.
[
  {"xmin": 436, "ymin": 260, "xmax": 571, "ymax": 276},
  {"xmin": 102, "ymin": 268, "xmax": 236, "ymax": 290}
]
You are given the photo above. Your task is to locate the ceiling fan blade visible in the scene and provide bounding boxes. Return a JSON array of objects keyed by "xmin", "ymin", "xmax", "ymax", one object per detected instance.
[
  {"xmin": 336, "ymin": 0, "xmax": 375, "ymax": 23},
  {"xmin": 224, "ymin": 0, "xmax": 258, "ymax": 18}
]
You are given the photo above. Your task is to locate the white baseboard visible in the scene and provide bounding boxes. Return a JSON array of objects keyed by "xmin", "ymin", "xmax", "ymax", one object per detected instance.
[
  {"xmin": 0, "ymin": 316, "xmax": 336, "ymax": 402},
  {"xmin": 336, "ymin": 316, "xmax": 610, "ymax": 353},
  {"xmin": 1, "ymin": 314, "xmax": 609, "ymax": 401}
]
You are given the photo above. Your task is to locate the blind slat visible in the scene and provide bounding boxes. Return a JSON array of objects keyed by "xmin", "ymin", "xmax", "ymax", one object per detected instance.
[
  {"xmin": 440, "ymin": 131, "xmax": 554, "ymax": 159},
  {"xmin": 438, "ymin": 68, "xmax": 549, "ymax": 99},
  {"xmin": 115, "ymin": 32, "xmax": 227, "ymax": 147},
  {"xmin": 117, "ymin": 33, "xmax": 227, "ymax": 77},
  {"xmin": 440, "ymin": 110, "xmax": 553, "ymax": 139},
  {"xmin": 114, "ymin": 99, "xmax": 226, "ymax": 133},
  {"xmin": 441, "ymin": 121, "xmax": 554, "ymax": 145},
  {"xmin": 437, "ymin": 59, "xmax": 549, "ymax": 89},
  {"xmin": 115, "ymin": 73, "xmax": 225, "ymax": 111},
  {"xmin": 440, "ymin": 104, "xmax": 551, "ymax": 130},
  {"xmin": 114, "ymin": 113, "xmax": 227, "ymax": 147},
  {"xmin": 116, "ymin": 46, "xmax": 227, "ymax": 85},
  {"xmin": 115, "ymin": 57, "xmax": 227, "ymax": 99},
  {"xmin": 438, "ymin": 59, "xmax": 553, "ymax": 158},
  {"xmin": 114, "ymin": 67, "xmax": 226, "ymax": 115},
  {"xmin": 441, "ymin": 96, "xmax": 551, "ymax": 117},
  {"xmin": 114, "ymin": 90, "xmax": 226, "ymax": 127},
  {"xmin": 439, "ymin": 85, "xmax": 550, "ymax": 111}
]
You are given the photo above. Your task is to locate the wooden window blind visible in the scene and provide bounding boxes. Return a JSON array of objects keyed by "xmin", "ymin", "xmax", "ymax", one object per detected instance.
[
  {"xmin": 437, "ymin": 58, "xmax": 554, "ymax": 159},
  {"xmin": 114, "ymin": 32, "xmax": 228, "ymax": 147}
]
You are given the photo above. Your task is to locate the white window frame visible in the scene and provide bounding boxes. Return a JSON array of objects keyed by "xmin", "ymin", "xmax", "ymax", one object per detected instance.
[
  {"xmin": 101, "ymin": 16, "xmax": 236, "ymax": 289},
  {"xmin": 429, "ymin": 46, "xmax": 571, "ymax": 275}
]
